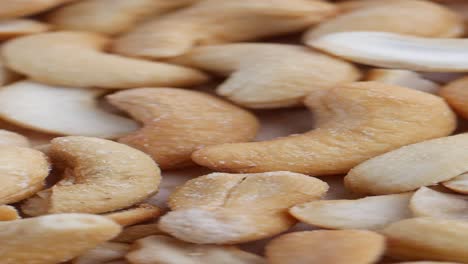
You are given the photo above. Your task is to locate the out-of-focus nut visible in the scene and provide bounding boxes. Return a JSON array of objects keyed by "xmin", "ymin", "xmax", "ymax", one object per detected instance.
[
  {"xmin": 22, "ymin": 136, "xmax": 161, "ymax": 216},
  {"xmin": 0, "ymin": 0, "xmax": 75, "ymax": 19},
  {"xmin": 1, "ymin": 31, "xmax": 208, "ymax": 89},
  {"xmin": 193, "ymin": 82, "xmax": 455, "ymax": 175},
  {"xmin": 113, "ymin": 223, "xmax": 163, "ymax": 243},
  {"xmin": 443, "ymin": 173, "xmax": 468, "ymax": 194},
  {"xmin": 0, "ymin": 59, "xmax": 20, "ymax": 86},
  {"xmin": 104, "ymin": 204, "xmax": 161, "ymax": 226},
  {"xmin": 107, "ymin": 88, "xmax": 259, "ymax": 169},
  {"xmin": 0, "ymin": 129, "xmax": 29, "ymax": 147},
  {"xmin": 395, "ymin": 262, "xmax": 462, "ymax": 264},
  {"xmin": 367, "ymin": 69, "xmax": 439, "ymax": 94},
  {"xmin": 0, "ymin": 19, "xmax": 49, "ymax": 39},
  {"xmin": 265, "ymin": 230, "xmax": 386, "ymax": 264},
  {"xmin": 73, "ymin": 242, "xmax": 130, "ymax": 264},
  {"xmin": 410, "ymin": 187, "xmax": 468, "ymax": 220},
  {"xmin": 440, "ymin": 76, "xmax": 468, "ymax": 119},
  {"xmin": 0, "ymin": 205, "xmax": 20, "ymax": 221}
]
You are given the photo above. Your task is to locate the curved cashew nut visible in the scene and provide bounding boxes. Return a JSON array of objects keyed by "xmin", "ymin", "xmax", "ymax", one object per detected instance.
[
  {"xmin": 107, "ymin": 88, "xmax": 259, "ymax": 169},
  {"xmin": 1, "ymin": 31, "xmax": 209, "ymax": 89},
  {"xmin": 0, "ymin": 19, "xmax": 49, "ymax": 39},
  {"xmin": 22, "ymin": 136, "xmax": 161, "ymax": 216},
  {"xmin": 170, "ymin": 43, "xmax": 360, "ymax": 108},
  {"xmin": 193, "ymin": 82, "xmax": 456, "ymax": 175},
  {"xmin": 0, "ymin": 213, "xmax": 121, "ymax": 264},
  {"xmin": 0, "ymin": 0, "xmax": 74, "ymax": 19},
  {"xmin": 112, "ymin": 0, "xmax": 337, "ymax": 59},
  {"xmin": 0, "ymin": 129, "xmax": 29, "ymax": 147},
  {"xmin": 158, "ymin": 171, "xmax": 328, "ymax": 244},
  {"xmin": 440, "ymin": 76, "xmax": 468, "ymax": 119}
]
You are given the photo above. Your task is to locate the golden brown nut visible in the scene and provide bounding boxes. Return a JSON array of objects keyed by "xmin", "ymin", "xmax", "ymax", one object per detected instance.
[
  {"xmin": 104, "ymin": 204, "xmax": 161, "ymax": 226},
  {"xmin": 440, "ymin": 76, "xmax": 468, "ymax": 119},
  {"xmin": 0, "ymin": 0, "xmax": 75, "ymax": 19},
  {"xmin": 73, "ymin": 242, "xmax": 130, "ymax": 264},
  {"xmin": 0, "ymin": 205, "xmax": 20, "ymax": 221}
]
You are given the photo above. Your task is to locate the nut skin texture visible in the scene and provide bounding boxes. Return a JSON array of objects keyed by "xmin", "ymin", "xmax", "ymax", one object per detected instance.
[
  {"xmin": 21, "ymin": 136, "xmax": 161, "ymax": 216},
  {"xmin": 0, "ymin": 213, "xmax": 121, "ymax": 264},
  {"xmin": 265, "ymin": 230, "xmax": 386, "ymax": 264},
  {"xmin": 0, "ymin": 0, "xmax": 75, "ymax": 19},
  {"xmin": 440, "ymin": 76, "xmax": 468, "ymax": 119},
  {"xmin": 1, "ymin": 31, "xmax": 208, "ymax": 89},
  {"xmin": 107, "ymin": 88, "xmax": 259, "ymax": 170},
  {"xmin": 193, "ymin": 82, "xmax": 456, "ymax": 176}
]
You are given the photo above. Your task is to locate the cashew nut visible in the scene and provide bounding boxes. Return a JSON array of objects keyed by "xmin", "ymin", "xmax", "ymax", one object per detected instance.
[
  {"xmin": 170, "ymin": 43, "xmax": 361, "ymax": 108},
  {"xmin": 22, "ymin": 136, "xmax": 161, "ymax": 216},
  {"xmin": 1, "ymin": 31, "xmax": 209, "ymax": 89},
  {"xmin": 367, "ymin": 69, "xmax": 439, "ymax": 94},
  {"xmin": 440, "ymin": 76, "xmax": 468, "ymax": 119},
  {"xmin": 193, "ymin": 82, "xmax": 456, "ymax": 175},
  {"xmin": 0, "ymin": 205, "xmax": 20, "ymax": 221},
  {"xmin": 443, "ymin": 173, "xmax": 468, "ymax": 194},
  {"xmin": 73, "ymin": 242, "xmax": 130, "ymax": 264},
  {"xmin": 104, "ymin": 204, "xmax": 161, "ymax": 226},
  {"xmin": 0, "ymin": 0, "xmax": 75, "ymax": 19},
  {"xmin": 107, "ymin": 88, "xmax": 259, "ymax": 169},
  {"xmin": 0, "ymin": 129, "xmax": 29, "ymax": 147},
  {"xmin": 410, "ymin": 187, "xmax": 468, "ymax": 220},
  {"xmin": 0, "ymin": 19, "xmax": 49, "ymax": 39}
]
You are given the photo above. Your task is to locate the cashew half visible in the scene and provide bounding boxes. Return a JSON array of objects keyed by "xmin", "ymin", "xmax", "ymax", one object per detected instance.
[
  {"xmin": 193, "ymin": 82, "xmax": 456, "ymax": 175},
  {"xmin": 107, "ymin": 88, "xmax": 259, "ymax": 169},
  {"xmin": 170, "ymin": 43, "xmax": 361, "ymax": 108},
  {"xmin": 0, "ymin": 19, "xmax": 49, "ymax": 39},
  {"xmin": 22, "ymin": 136, "xmax": 161, "ymax": 216},
  {"xmin": 440, "ymin": 76, "xmax": 468, "ymax": 119},
  {"xmin": 0, "ymin": 0, "xmax": 75, "ymax": 19},
  {"xmin": 1, "ymin": 31, "xmax": 208, "ymax": 89}
]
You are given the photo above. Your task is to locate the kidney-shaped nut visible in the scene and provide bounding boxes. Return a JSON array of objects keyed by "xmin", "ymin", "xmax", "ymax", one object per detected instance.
[
  {"xmin": 0, "ymin": 205, "xmax": 20, "ymax": 221},
  {"xmin": 104, "ymin": 204, "xmax": 161, "ymax": 227},
  {"xmin": 193, "ymin": 82, "xmax": 456, "ymax": 175},
  {"xmin": 345, "ymin": 134, "xmax": 468, "ymax": 195},
  {"xmin": 440, "ymin": 76, "xmax": 468, "ymax": 119},
  {"xmin": 73, "ymin": 242, "xmax": 130, "ymax": 264},
  {"xmin": 0, "ymin": 129, "xmax": 29, "ymax": 147},
  {"xmin": 0, "ymin": 213, "xmax": 121, "ymax": 264},
  {"xmin": 0, "ymin": 0, "xmax": 74, "ymax": 19},
  {"xmin": 170, "ymin": 43, "xmax": 361, "ymax": 108},
  {"xmin": 266, "ymin": 230, "xmax": 386, "ymax": 264},
  {"xmin": 410, "ymin": 187, "xmax": 468, "ymax": 220},
  {"xmin": 0, "ymin": 19, "xmax": 49, "ymax": 39},
  {"xmin": 21, "ymin": 136, "xmax": 161, "ymax": 216},
  {"xmin": 443, "ymin": 173, "xmax": 468, "ymax": 194},
  {"xmin": 367, "ymin": 69, "xmax": 439, "ymax": 94},
  {"xmin": 158, "ymin": 171, "xmax": 328, "ymax": 244},
  {"xmin": 107, "ymin": 88, "xmax": 259, "ymax": 169},
  {"xmin": 112, "ymin": 0, "xmax": 336, "ymax": 59},
  {"xmin": 1, "ymin": 31, "xmax": 208, "ymax": 89}
]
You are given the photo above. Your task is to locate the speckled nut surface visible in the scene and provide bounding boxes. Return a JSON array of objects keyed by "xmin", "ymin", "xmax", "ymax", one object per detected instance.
[
  {"xmin": 126, "ymin": 235, "xmax": 266, "ymax": 264},
  {"xmin": 193, "ymin": 82, "xmax": 456, "ymax": 175},
  {"xmin": 265, "ymin": 230, "xmax": 385, "ymax": 264},
  {"xmin": 440, "ymin": 76, "xmax": 468, "ymax": 119},
  {"xmin": 1, "ymin": 31, "xmax": 208, "ymax": 89},
  {"xmin": 170, "ymin": 43, "xmax": 360, "ymax": 108},
  {"xmin": 112, "ymin": 0, "xmax": 336, "ymax": 59},
  {"xmin": 73, "ymin": 242, "xmax": 130, "ymax": 264},
  {"xmin": 367, "ymin": 69, "xmax": 439, "ymax": 94},
  {"xmin": 21, "ymin": 136, "xmax": 161, "ymax": 216},
  {"xmin": 0, "ymin": 213, "xmax": 121, "ymax": 264},
  {"xmin": 0, "ymin": 205, "xmax": 20, "ymax": 221},
  {"xmin": 0, "ymin": 129, "xmax": 29, "ymax": 147},
  {"xmin": 107, "ymin": 88, "xmax": 259, "ymax": 170},
  {"xmin": 410, "ymin": 187, "xmax": 468, "ymax": 220},
  {"xmin": 158, "ymin": 171, "xmax": 328, "ymax": 244},
  {"xmin": 104, "ymin": 204, "xmax": 161, "ymax": 226},
  {"xmin": 0, "ymin": 19, "xmax": 49, "ymax": 39},
  {"xmin": 0, "ymin": 0, "xmax": 75, "ymax": 19},
  {"xmin": 345, "ymin": 134, "xmax": 468, "ymax": 195}
]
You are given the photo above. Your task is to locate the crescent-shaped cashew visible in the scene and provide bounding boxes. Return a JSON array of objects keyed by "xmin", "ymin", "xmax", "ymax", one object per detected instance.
[
  {"xmin": 0, "ymin": 129, "xmax": 29, "ymax": 147},
  {"xmin": 0, "ymin": 19, "xmax": 49, "ymax": 39},
  {"xmin": 107, "ymin": 88, "xmax": 259, "ymax": 169},
  {"xmin": 21, "ymin": 136, "xmax": 161, "ymax": 216},
  {"xmin": 0, "ymin": 0, "xmax": 75, "ymax": 19},
  {"xmin": 367, "ymin": 69, "xmax": 439, "ymax": 94},
  {"xmin": 170, "ymin": 43, "xmax": 361, "ymax": 108},
  {"xmin": 440, "ymin": 76, "xmax": 468, "ymax": 119},
  {"xmin": 410, "ymin": 187, "xmax": 468, "ymax": 220},
  {"xmin": 0, "ymin": 205, "xmax": 20, "ymax": 221},
  {"xmin": 0, "ymin": 213, "xmax": 121, "ymax": 264},
  {"xmin": 1, "ymin": 31, "xmax": 209, "ymax": 89},
  {"xmin": 309, "ymin": 31, "xmax": 468, "ymax": 72},
  {"xmin": 112, "ymin": 0, "xmax": 337, "ymax": 59},
  {"xmin": 192, "ymin": 82, "xmax": 456, "ymax": 175}
]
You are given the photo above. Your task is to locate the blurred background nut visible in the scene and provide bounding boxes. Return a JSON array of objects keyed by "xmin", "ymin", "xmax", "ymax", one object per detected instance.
[
  {"xmin": 0, "ymin": 0, "xmax": 76, "ymax": 19},
  {"xmin": 73, "ymin": 242, "xmax": 130, "ymax": 264},
  {"xmin": 0, "ymin": 19, "xmax": 50, "ymax": 40}
]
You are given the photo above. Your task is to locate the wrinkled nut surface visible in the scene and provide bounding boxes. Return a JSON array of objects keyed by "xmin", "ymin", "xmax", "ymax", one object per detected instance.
[
  {"xmin": 382, "ymin": 217, "xmax": 468, "ymax": 262},
  {"xmin": 0, "ymin": 213, "xmax": 121, "ymax": 264},
  {"xmin": 22, "ymin": 136, "xmax": 161, "ymax": 216},
  {"xmin": 0, "ymin": 0, "xmax": 74, "ymax": 19},
  {"xmin": 367, "ymin": 69, "xmax": 439, "ymax": 94},
  {"xmin": 440, "ymin": 76, "xmax": 468, "ymax": 119},
  {"xmin": 159, "ymin": 171, "xmax": 328, "ymax": 244},
  {"xmin": 170, "ymin": 43, "xmax": 360, "ymax": 108},
  {"xmin": 266, "ymin": 230, "xmax": 386, "ymax": 264},
  {"xmin": 126, "ymin": 235, "xmax": 266, "ymax": 264},
  {"xmin": 113, "ymin": 223, "xmax": 163, "ymax": 243},
  {"xmin": 104, "ymin": 204, "xmax": 161, "ymax": 227},
  {"xmin": 443, "ymin": 173, "xmax": 468, "ymax": 194},
  {"xmin": 345, "ymin": 134, "xmax": 468, "ymax": 195},
  {"xmin": 107, "ymin": 88, "xmax": 259, "ymax": 169},
  {"xmin": 0, "ymin": 129, "xmax": 29, "ymax": 147},
  {"xmin": 290, "ymin": 192, "xmax": 413, "ymax": 230},
  {"xmin": 410, "ymin": 187, "xmax": 468, "ymax": 220},
  {"xmin": 1, "ymin": 31, "xmax": 208, "ymax": 89},
  {"xmin": 0, "ymin": 205, "xmax": 20, "ymax": 221},
  {"xmin": 193, "ymin": 82, "xmax": 456, "ymax": 175},
  {"xmin": 0, "ymin": 81, "xmax": 139, "ymax": 138},
  {"xmin": 73, "ymin": 242, "xmax": 130, "ymax": 264},
  {"xmin": 112, "ymin": 0, "xmax": 336, "ymax": 59},
  {"xmin": 0, "ymin": 19, "xmax": 49, "ymax": 39}
]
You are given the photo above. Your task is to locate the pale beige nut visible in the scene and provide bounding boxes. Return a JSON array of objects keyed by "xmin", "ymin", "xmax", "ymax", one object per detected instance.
[
  {"xmin": 367, "ymin": 69, "xmax": 439, "ymax": 94},
  {"xmin": 170, "ymin": 43, "xmax": 361, "ymax": 108},
  {"xmin": 440, "ymin": 76, "xmax": 468, "ymax": 119},
  {"xmin": 112, "ymin": 0, "xmax": 337, "ymax": 59},
  {"xmin": 1, "ymin": 31, "xmax": 208, "ymax": 89},
  {"xmin": 0, "ymin": 205, "xmax": 20, "ymax": 221},
  {"xmin": 410, "ymin": 187, "xmax": 468, "ymax": 220},
  {"xmin": 158, "ymin": 171, "xmax": 328, "ymax": 244},
  {"xmin": 126, "ymin": 235, "xmax": 266, "ymax": 264},
  {"xmin": 105, "ymin": 204, "xmax": 161, "ymax": 227},
  {"xmin": 193, "ymin": 82, "xmax": 456, "ymax": 175},
  {"xmin": 309, "ymin": 31, "xmax": 468, "ymax": 72},
  {"xmin": 0, "ymin": 0, "xmax": 75, "ymax": 19},
  {"xmin": 443, "ymin": 173, "xmax": 468, "ymax": 194},
  {"xmin": 107, "ymin": 88, "xmax": 259, "ymax": 169},
  {"xmin": 382, "ymin": 217, "xmax": 468, "ymax": 262},
  {"xmin": 0, "ymin": 213, "xmax": 121, "ymax": 264},
  {"xmin": 345, "ymin": 134, "xmax": 468, "ymax": 195},
  {"xmin": 0, "ymin": 81, "xmax": 139, "ymax": 138},
  {"xmin": 22, "ymin": 136, "xmax": 161, "ymax": 216},
  {"xmin": 0, "ymin": 129, "xmax": 29, "ymax": 147},
  {"xmin": 0, "ymin": 19, "xmax": 49, "ymax": 39},
  {"xmin": 73, "ymin": 242, "xmax": 130, "ymax": 264},
  {"xmin": 290, "ymin": 192, "xmax": 413, "ymax": 230},
  {"xmin": 265, "ymin": 230, "xmax": 385, "ymax": 264},
  {"xmin": 46, "ymin": 0, "xmax": 196, "ymax": 35},
  {"xmin": 0, "ymin": 59, "xmax": 20, "ymax": 86},
  {"xmin": 113, "ymin": 223, "xmax": 163, "ymax": 243}
]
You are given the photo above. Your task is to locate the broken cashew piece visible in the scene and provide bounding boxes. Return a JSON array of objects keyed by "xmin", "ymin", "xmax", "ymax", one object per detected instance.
[
  {"xmin": 0, "ymin": 213, "xmax": 121, "ymax": 264},
  {"xmin": 410, "ymin": 187, "xmax": 468, "ymax": 220},
  {"xmin": 0, "ymin": 19, "xmax": 49, "ymax": 39},
  {"xmin": 290, "ymin": 192, "xmax": 413, "ymax": 230},
  {"xmin": 107, "ymin": 88, "xmax": 259, "ymax": 169},
  {"xmin": 367, "ymin": 69, "xmax": 439, "ymax": 94},
  {"xmin": 345, "ymin": 134, "xmax": 468, "ymax": 195},
  {"xmin": 0, "ymin": 205, "xmax": 20, "ymax": 221},
  {"xmin": 443, "ymin": 173, "xmax": 468, "ymax": 194},
  {"xmin": 104, "ymin": 204, "xmax": 161, "ymax": 226},
  {"xmin": 440, "ymin": 76, "xmax": 468, "ymax": 119},
  {"xmin": 158, "ymin": 171, "xmax": 328, "ymax": 244},
  {"xmin": 0, "ymin": 0, "xmax": 75, "ymax": 19},
  {"xmin": 170, "ymin": 43, "xmax": 361, "ymax": 108},
  {"xmin": 1, "ymin": 31, "xmax": 208, "ymax": 89},
  {"xmin": 0, "ymin": 129, "xmax": 29, "ymax": 147},
  {"xmin": 265, "ymin": 230, "xmax": 385, "ymax": 264},
  {"xmin": 112, "ymin": 0, "xmax": 337, "ymax": 59},
  {"xmin": 73, "ymin": 242, "xmax": 130, "ymax": 264},
  {"xmin": 22, "ymin": 136, "xmax": 161, "ymax": 216},
  {"xmin": 193, "ymin": 82, "xmax": 455, "ymax": 175},
  {"xmin": 126, "ymin": 235, "xmax": 266, "ymax": 264}
]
